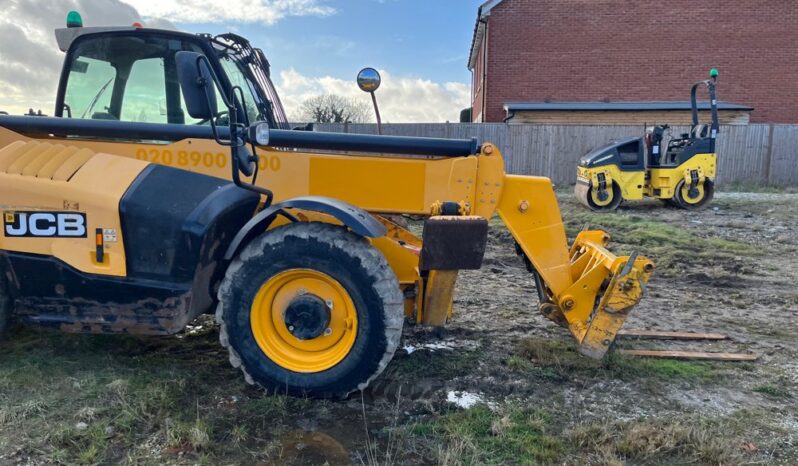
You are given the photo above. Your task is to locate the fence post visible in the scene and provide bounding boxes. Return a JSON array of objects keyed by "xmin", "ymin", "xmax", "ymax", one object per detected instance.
[{"xmin": 763, "ymin": 124, "xmax": 774, "ymax": 184}]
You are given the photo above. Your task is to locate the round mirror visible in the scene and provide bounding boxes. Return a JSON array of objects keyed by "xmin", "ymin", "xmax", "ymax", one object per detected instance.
[{"xmin": 357, "ymin": 67, "xmax": 381, "ymax": 93}]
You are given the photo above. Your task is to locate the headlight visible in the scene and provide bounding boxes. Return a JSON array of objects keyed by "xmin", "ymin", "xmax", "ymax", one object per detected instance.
[{"xmin": 248, "ymin": 122, "xmax": 270, "ymax": 146}]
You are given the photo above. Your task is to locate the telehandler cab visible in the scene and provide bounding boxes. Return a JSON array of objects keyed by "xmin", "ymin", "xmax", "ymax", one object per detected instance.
[
  {"xmin": 575, "ymin": 70, "xmax": 719, "ymax": 211},
  {"xmin": 0, "ymin": 15, "xmax": 653, "ymax": 398}
]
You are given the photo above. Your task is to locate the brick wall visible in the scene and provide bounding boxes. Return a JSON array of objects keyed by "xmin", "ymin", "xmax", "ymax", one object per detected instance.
[{"xmin": 474, "ymin": 0, "xmax": 797, "ymax": 123}]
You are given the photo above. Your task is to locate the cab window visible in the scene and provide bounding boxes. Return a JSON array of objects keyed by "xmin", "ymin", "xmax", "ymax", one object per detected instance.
[
  {"xmin": 618, "ymin": 141, "xmax": 641, "ymax": 168},
  {"xmin": 119, "ymin": 58, "xmax": 167, "ymax": 123},
  {"xmin": 61, "ymin": 34, "xmax": 220, "ymax": 125},
  {"xmin": 218, "ymin": 55, "xmax": 263, "ymax": 125}
]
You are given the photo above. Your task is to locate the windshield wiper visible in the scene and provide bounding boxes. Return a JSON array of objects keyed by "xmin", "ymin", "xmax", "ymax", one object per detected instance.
[{"xmin": 80, "ymin": 77, "xmax": 113, "ymax": 119}]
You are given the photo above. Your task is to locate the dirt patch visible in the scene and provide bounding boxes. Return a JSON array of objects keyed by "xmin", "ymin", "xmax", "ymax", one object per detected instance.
[{"xmin": 0, "ymin": 192, "xmax": 796, "ymax": 464}]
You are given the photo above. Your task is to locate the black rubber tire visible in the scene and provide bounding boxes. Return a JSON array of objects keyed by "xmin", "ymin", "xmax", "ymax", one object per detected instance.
[
  {"xmin": 673, "ymin": 179, "xmax": 714, "ymax": 210},
  {"xmin": 585, "ymin": 182, "xmax": 623, "ymax": 212},
  {"xmin": 216, "ymin": 222, "xmax": 404, "ymax": 398},
  {"xmin": 0, "ymin": 277, "xmax": 9, "ymax": 337}
]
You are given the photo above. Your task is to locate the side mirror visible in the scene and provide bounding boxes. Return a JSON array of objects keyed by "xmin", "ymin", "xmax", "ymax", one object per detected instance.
[
  {"xmin": 357, "ymin": 67, "xmax": 381, "ymax": 93},
  {"xmin": 175, "ymin": 51, "xmax": 218, "ymax": 120},
  {"xmin": 357, "ymin": 67, "xmax": 382, "ymax": 134}
]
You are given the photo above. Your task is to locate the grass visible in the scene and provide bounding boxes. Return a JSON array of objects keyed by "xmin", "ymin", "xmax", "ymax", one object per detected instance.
[
  {"xmin": 414, "ymin": 404, "xmax": 563, "ymax": 465},
  {"xmin": 558, "ymin": 206, "xmax": 757, "ymax": 276},
  {"xmin": 512, "ymin": 337, "xmax": 716, "ymax": 383},
  {"xmin": 567, "ymin": 415, "xmax": 749, "ymax": 465},
  {"xmin": 0, "ymin": 323, "xmax": 333, "ymax": 464},
  {"xmin": 412, "ymin": 403, "xmax": 771, "ymax": 466},
  {"xmin": 753, "ymin": 384, "xmax": 792, "ymax": 399},
  {"xmin": 717, "ymin": 181, "xmax": 797, "ymax": 194}
]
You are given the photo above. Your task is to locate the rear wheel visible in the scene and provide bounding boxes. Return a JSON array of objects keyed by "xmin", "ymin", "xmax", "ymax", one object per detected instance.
[
  {"xmin": 585, "ymin": 181, "xmax": 622, "ymax": 212},
  {"xmin": 217, "ymin": 222, "xmax": 404, "ymax": 398},
  {"xmin": 673, "ymin": 179, "xmax": 714, "ymax": 209}
]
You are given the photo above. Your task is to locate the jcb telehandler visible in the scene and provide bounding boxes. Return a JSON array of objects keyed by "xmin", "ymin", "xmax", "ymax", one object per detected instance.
[
  {"xmin": 575, "ymin": 70, "xmax": 719, "ymax": 211},
  {"xmin": 0, "ymin": 15, "xmax": 653, "ymax": 398}
]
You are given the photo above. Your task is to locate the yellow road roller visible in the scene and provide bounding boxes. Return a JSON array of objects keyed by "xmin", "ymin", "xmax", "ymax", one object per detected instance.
[{"xmin": 575, "ymin": 70, "xmax": 719, "ymax": 211}]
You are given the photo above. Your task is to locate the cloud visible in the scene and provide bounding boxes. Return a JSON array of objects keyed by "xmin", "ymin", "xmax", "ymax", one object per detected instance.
[
  {"xmin": 277, "ymin": 68, "xmax": 470, "ymax": 123},
  {"xmin": 0, "ymin": 0, "xmax": 468, "ymax": 123},
  {"xmin": 120, "ymin": 0, "xmax": 335, "ymax": 25},
  {"xmin": 0, "ymin": 0, "xmax": 174, "ymax": 115}
]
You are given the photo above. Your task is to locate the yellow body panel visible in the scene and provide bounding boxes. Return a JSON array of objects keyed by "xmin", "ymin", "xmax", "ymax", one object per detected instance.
[
  {"xmin": 0, "ymin": 139, "xmax": 149, "ymax": 277},
  {"xmin": 647, "ymin": 154, "xmax": 717, "ymax": 199},
  {"xmin": 576, "ymin": 165, "xmax": 645, "ymax": 200}
]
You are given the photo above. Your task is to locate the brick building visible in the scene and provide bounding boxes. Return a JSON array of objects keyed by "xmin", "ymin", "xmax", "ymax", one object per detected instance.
[{"xmin": 468, "ymin": 0, "xmax": 796, "ymax": 124}]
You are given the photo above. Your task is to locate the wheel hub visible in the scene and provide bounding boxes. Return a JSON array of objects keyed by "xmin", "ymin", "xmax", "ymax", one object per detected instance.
[{"xmin": 283, "ymin": 294, "xmax": 331, "ymax": 340}]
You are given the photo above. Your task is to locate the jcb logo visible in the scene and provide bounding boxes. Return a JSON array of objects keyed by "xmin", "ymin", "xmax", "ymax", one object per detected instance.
[{"xmin": 3, "ymin": 211, "xmax": 87, "ymax": 238}]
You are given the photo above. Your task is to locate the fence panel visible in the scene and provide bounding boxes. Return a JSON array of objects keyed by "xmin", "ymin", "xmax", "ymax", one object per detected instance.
[
  {"xmin": 310, "ymin": 123, "xmax": 797, "ymax": 186},
  {"xmin": 768, "ymin": 125, "xmax": 798, "ymax": 185}
]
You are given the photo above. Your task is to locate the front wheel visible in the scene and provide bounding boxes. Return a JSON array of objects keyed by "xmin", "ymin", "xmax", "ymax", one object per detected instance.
[
  {"xmin": 217, "ymin": 222, "xmax": 404, "ymax": 398},
  {"xmin": 673, "ymin": 179, "xmax": 714, "ymax": 209},
  {"xmin": 585, "ymin": 181, "xmax": 622, "ymax": 212},
  {"xmin": 0, "ymin": 281, "xmax": 9, "ymax": 337}
]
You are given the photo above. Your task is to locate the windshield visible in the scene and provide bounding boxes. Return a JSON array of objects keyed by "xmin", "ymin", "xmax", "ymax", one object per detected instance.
[
  {"xmin": 61, "ymin": 34, "xmax": 210, "ymax": 124},
  {"xmin": 212, "ymin": 34, "xmax": 289, "ymax": 129}
]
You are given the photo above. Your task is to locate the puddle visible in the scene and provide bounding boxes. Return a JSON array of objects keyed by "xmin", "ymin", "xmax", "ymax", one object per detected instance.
[
  {"xmin": 278, "ymin": 430, "xmax": 350, "ymax": 465},
  {"xmin": 403, "ymin": 339, "xmax": 481, "ymax": 354}
]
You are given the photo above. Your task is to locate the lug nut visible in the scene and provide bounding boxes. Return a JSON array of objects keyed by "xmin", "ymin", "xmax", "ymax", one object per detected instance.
[{"xmin": 324, "ymin": 328, "xmax": 332, "ymax": 336}]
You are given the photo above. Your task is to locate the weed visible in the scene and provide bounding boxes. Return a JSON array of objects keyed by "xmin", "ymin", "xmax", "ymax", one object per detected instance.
[
  {"xmin": 359, "ymin": 388, "xmax": 404, "ymax": 466},
  {"xmin": 230, "ymin": 424, "xmax": 248, "ymax": 447}
]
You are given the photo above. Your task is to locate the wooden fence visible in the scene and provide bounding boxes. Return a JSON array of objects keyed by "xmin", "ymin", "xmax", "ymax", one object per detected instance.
[{"xmin": 310, "ymin": 123, "xmax": 798, "ymax": 186}]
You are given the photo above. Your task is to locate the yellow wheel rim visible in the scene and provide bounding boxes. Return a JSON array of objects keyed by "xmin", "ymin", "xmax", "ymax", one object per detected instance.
[
  {"xmin": 680, "ymin": 182, "xmax": 705, "ymax": 205},
  {"xmin": 590, "ymin": 184, "xmax": 614, "ymax": 207},
  {"xmin": 251, "ymin": 269, "xmax": 358, "ymax": 373}
]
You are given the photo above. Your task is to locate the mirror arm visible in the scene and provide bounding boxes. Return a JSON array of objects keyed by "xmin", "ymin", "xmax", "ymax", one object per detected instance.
[{"xmin": 190, "ymin": 55, "xmax": 274, "ymax": 206}]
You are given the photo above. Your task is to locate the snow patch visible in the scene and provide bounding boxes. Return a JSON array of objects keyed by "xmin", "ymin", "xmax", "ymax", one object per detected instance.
[{"xmin": 446, "ymin": 391, "xmax": 492, "ymax": 409}]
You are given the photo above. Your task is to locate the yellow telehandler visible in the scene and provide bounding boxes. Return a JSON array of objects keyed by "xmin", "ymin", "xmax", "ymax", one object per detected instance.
[{"xmin": 0, "ymin": 14, "xmax": 653, "ymax": 397}]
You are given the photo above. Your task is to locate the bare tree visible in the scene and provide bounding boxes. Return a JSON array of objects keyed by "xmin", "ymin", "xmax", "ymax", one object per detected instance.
[{"xmin": 299, "ymin": 94, "xmax": 373, "ymax": 123}]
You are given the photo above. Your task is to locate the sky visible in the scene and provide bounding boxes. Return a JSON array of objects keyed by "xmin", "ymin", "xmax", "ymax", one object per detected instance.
[{"xmin": 0, "ymin": 0, "xmax": 484, "ymax": 122}]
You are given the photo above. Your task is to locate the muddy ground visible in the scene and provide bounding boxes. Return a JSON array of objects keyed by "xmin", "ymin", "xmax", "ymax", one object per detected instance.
[{"xmin": 0, "ymin": 191, "xmax": 796, "ymax": 465}]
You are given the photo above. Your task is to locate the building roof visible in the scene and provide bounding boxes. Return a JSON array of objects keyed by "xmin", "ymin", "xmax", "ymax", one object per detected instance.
[
  {"xmin": 467, "ymin": 0, "xmax": 505, "ymax": 70},
  {"xmin": 503, "ymin": 101, "xmax": 754, "ymax": 112}
]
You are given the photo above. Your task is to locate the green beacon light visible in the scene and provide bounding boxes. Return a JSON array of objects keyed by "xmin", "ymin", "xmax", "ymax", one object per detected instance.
[
  {"xmin": 710, "ymin": 68, "xmax": 719, "ymax": 79},
  {"xmin": 66, "ymin": 11, "xmax": 83, "ymax": 28}
]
